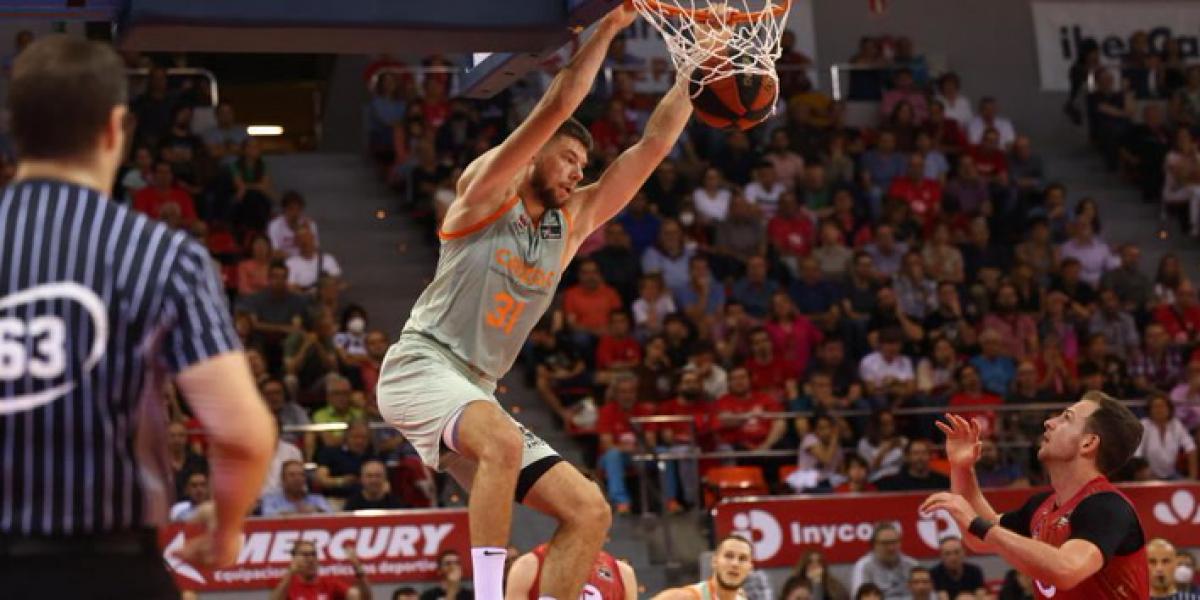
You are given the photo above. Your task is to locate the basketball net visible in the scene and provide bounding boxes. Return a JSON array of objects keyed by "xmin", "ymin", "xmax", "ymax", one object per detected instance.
[{"xmin": 630, "ymin": 0, "xmax": 791, "ymax": 95}]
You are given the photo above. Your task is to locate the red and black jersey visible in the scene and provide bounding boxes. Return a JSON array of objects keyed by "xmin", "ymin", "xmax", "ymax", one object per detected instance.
[
  {"xmin": 528, "ymin": 544, "xmax": 625, "ymax": 600},
  {"xmin": 999, "ymin": 476, "xmax": 1149, "ymax": 600}
]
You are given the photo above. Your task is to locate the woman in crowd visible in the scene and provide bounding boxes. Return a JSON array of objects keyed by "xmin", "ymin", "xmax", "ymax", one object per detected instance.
[
  {"xmin": 857, "ymin": 410, "xmax": 906, "ymax": 481},
  {"xmin": 1155, "ymin": 252, "xmax": 1187, "ymax": 306},
  {"xmin": 1162, "ymin": 128, "xmax": 1200, "ymax": 237},
  {"xmin": 789, "ymin": 550, "xmax": 850, "ymax": 600},
  {"xmin": 236, "ymin": 234, "xmax": 272, "ymax": 297},
  {"xmin": 1136, "ymin": 394, "xmax": 1198, "ymax": 480}
]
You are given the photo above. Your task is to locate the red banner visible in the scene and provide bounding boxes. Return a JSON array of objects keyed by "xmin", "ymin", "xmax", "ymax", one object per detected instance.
[
  {"xmin": 159, "ymin": 509, "xmax": 470, "ymax": 591},
  {"xmin": 713, "ymin": 482, "xmax": 1200, "ymax": 568}
]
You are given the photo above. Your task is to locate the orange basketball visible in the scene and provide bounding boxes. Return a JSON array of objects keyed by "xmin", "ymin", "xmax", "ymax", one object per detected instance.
[{"xmin": 689, "ymin": 63, "xmax": 778, "ymax": 131}]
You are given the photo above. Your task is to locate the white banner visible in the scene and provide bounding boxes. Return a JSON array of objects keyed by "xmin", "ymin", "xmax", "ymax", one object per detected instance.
[{"xmin": 1031, "ymin": 1, "xmax": 1200, "ymax": 91}]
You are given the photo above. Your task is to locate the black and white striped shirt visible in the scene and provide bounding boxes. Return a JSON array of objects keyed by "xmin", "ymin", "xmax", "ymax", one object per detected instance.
[{"xmin": 0, "ymin": 178, "xmax": 239, "ymax": 537}]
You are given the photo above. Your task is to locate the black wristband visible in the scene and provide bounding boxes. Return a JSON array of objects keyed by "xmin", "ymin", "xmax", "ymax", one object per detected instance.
[{"xmin": 968, "ymin": 516, "xmax": 994, "ymax": 540}]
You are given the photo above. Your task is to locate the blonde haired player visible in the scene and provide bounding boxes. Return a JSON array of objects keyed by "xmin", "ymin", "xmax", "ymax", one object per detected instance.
[
  {"xmin": 652, "ymin": 536, "xmax": 756, "ymax": 600},
  {"xmin": 375, "ymin": 5, "xmax": 698, "ymax": 600}
]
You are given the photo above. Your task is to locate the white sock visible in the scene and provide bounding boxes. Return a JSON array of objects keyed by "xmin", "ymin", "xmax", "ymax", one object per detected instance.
[{"xmin": 471, "ymin": 546, "xmax": 507, "ymax": 600}]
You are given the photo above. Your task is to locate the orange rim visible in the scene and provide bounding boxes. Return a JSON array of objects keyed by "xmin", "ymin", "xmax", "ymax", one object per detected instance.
[{"xmin": 627, "ymin": 0, "xmax": 790, "ymax": 24}]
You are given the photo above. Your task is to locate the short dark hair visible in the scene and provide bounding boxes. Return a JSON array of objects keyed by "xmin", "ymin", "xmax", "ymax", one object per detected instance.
[
  {"xmin": 870, "ymin": 521, "xmax": 900, "ymax": 545},
  {"xmin": 291, "ymin": 539, "xmax": 316, "ymax": 555},
  {"xmin": 909, "ymin": 566, "xmax": 931, "ymax": 579},
  {"xmin": 1082, "ymin": 391, "xmax": 1144, "ymax": 475},
  {"xmin": 856, "ymin": 583, "xmax": 883, "ymax": 600},
  {"xmin": 555, "ymin": 117, "xmax": 594, "ymax": 153},
  {"xmin": 8, "ymin": 35, "xmax": 128, "ymax": 160},
  {"xmin": 393, "ymin": 588, "xmax": 418, "ymax": 600},
  {"xmin": 845, "ymin": 453, "xmax": 868, "ymax": 471},
  {"xmin": 281, "ymin": 190, "xmax": 306, "ymax": 209}
]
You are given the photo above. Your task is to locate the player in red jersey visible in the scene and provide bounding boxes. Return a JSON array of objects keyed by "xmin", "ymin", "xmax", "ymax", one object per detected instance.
[
  {"xmin": 922, "ymin": 391, "xmax": 1148, "ymax": 600},
  {"xmin": 504, "ymin": 544, "xmax": 637, "ymax": 600}
]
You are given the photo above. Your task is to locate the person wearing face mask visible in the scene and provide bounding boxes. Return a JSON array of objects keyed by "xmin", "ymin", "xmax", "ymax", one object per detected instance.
[
  {"xmin": 1176, "ymin": 551, "xmax": 1200, "ymax": 595},
  {"xmin": 335, "ymin": 305, "xmax": 370, "ymax": 359}
]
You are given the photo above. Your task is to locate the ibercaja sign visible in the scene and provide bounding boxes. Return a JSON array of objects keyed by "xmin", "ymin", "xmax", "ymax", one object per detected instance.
[{"xmin": 159, "ymin": 509, "xmax": 470, "ymax": 591}]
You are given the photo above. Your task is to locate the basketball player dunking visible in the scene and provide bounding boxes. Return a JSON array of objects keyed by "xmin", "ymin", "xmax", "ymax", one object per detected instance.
[
  {"xmin": 375, "ymin": 5, "xmax": 695, "ymax": 600},
  {"xmin": 921, "ymin": 392, "xmax": 1149, "ymax": 600},
  {"xmin": 505, "ymin": 544, "xmax": 637, "ymax": 600}
]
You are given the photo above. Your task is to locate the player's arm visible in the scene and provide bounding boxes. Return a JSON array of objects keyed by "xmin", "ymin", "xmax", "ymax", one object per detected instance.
[
  {"xmin": 176, "ymin": 354, "xmax": 275, "ymax": 563},
  {"xmin": 978, "ymin": 531, "xmax": 1103, "ymax": 590},
  {"xmin": 456, "ymin": 6, "xmax": 636, "ymax": 209},
  {"xmin": 569, "ymin": 80, "xmax": 693, "ymax": 237},
  {"xmin": 504, "ymin": 553, "xmax": 539, "ymax": 600},
  {"xmin": 940, "ymin": 415, "xmax": 1001, "ymax": 523},
  {"xmin": 618, "ymin": 559, "xmax": 639, "ymax": 600}
]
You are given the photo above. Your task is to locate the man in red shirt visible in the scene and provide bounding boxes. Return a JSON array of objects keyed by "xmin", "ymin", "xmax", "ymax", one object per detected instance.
[
  {"xmin": 505, "ymin": 544, "xmax": 637, "ymax": 600},
  {"xmin": 269, "ymin": 539, "xmax": 371, "ymax": 600},
  {"xmin": 767, "ymin": 192, "xmax": 815, "ymax": 272},
  {"xmin": 712, "ymin": 366, "xmax": 785, "ymax": 452},
  {"xmin": 596, "ymin": 375, "xmax": 656, "ymax": 514},
  {"xmin": 655, "ymin": 369, "xmax": 711, "ymax": 511},
  {"xmin": 923, "ymin": 392, "xmax": 1147, "ymax": 600},
  {"xmin": 967, "ymin": 128, "xmax": 1010, "ymax": 183},
  {"xmin": 132, "ymin": 160, "xmax": 198, "ymax": 225},
  {"xmin": 744, "ymin": 328, "xmax": 796, "ymax": 399},
  {"xmin": 564, "ymin": 258, "xmax": 623, "ymax": 338},
  {"xmin": 1154, "ymin": 280, "xmax": 1200, "ymax": 345},
  {"xmin": 887, "ymin": 152, "xmax": 943, "ymax": 224},
  {"xmin": 595, "ymin": 310, "xmax": 643, "ymax": 381},
  {"xmin": 947, "ymin": 364, "xmax": 1001, "ymax": 436}
]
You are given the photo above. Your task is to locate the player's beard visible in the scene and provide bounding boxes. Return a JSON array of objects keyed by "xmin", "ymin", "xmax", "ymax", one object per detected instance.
[
  {"xmin": 715, "ymin": 573, "xmax": 744, "ymax": 591},
  {"xmin": 530, "ymin": 167, "xmax": 564, "ymax": 209}
]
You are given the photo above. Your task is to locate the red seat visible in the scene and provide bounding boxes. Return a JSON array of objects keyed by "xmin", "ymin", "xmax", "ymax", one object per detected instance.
[
  {"xmin": 702, "ymin": 466, "xmax": 768, "ymax": 507},
  {"xmin": 778, "ymin": 464, "xmax": 798, "ymax": 484}
]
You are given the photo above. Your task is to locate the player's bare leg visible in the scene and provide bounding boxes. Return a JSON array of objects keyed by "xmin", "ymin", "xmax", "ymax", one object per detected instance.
[
  {"xmin": 521, "ymin": 461, "xmax": 612, "ymax": 599},
  {"xmin": 455, "ymin": 401, "xmax": 526, "ymax": 599}
]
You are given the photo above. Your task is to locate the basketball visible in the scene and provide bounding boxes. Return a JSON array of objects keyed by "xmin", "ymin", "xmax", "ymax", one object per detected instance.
[{"xmin": 688, "ymin": 60, "xmax": 778, "ymax": 131}]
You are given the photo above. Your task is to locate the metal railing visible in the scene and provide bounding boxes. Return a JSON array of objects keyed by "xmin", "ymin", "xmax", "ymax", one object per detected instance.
[{"xmin": 127, "ymin": 67, "xmax": 220, "ymax": 106}]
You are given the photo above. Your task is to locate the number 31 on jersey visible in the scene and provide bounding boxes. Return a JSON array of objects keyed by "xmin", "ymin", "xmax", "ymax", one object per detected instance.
[{"xmin": 486, "ymin": 292, "xmax": 526, "ymax": 335}]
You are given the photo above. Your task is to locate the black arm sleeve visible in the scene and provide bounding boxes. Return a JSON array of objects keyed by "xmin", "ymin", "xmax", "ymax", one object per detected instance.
[
  {"xmin": 1067, "ymin": 492, "xmax": 1145, "ymax": 563},
  {"xmin": 999, "ymin": 491, "xmax": 1051, "ymax": 537}
]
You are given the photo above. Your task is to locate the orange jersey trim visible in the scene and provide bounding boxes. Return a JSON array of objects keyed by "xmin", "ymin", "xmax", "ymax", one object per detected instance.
[
  {"xmin": 559, "ymin": 206, "xmax": 575, "ymax": 268},
  {"xmin": 438, "ymin": 195, "xmax": 520, "ymax": 241}
]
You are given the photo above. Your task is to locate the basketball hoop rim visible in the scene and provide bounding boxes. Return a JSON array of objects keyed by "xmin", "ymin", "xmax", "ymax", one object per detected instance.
[{"xmin": 625, "ymin": 0, "xmax": 790, "ymax": 24}]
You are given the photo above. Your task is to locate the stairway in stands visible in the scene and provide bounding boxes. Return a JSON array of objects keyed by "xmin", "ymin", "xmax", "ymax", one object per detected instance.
[
  {"xmin": 267, "ymin": 152, "xmax": 675, "ymax": 593},
  {"xmin": 1041, "ymin": 141, "xmax": 1200, "ymax": 281}
]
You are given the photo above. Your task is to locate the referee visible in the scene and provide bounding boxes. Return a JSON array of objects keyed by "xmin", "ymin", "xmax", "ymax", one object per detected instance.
[{"xmin": 0, "ymin": 36, "xmax": 274, "ymax": 598}]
